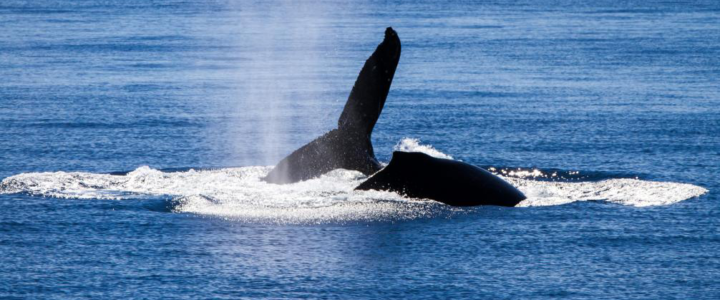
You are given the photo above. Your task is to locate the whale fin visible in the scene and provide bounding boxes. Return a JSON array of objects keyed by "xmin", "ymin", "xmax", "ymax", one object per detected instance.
[
  {"xmin": 263, "ymin": 129, "xmax": 381, "ymax": 184},
  {"xmin": 263, "ymin": 28, "xmax": 401, "ymax": 184},
  {"xmin": 338, "ymin": 27, "xmax": 401, "ymax": 136}
]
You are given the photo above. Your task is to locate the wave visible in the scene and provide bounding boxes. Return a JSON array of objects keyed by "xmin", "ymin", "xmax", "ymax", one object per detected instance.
[{"xmin": 0, "ymin": 140, "xmax": 708, "ymax": 223}]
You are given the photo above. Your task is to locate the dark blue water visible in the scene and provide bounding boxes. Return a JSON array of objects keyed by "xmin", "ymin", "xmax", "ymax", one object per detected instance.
[{"xmin": 1, "ymin": 0, "xmax": 719, "ymax": 298}]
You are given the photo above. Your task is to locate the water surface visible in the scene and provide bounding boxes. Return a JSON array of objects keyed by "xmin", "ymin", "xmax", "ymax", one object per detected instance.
[{"xmin": 1, "ymin": 0, "xmax": 719, "ymax": 299}]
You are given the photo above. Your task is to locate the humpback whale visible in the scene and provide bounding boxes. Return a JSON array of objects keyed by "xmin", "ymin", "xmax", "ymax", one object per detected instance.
[
  {"xmin": 355, "ymin": 152, "xmax": 526, "ymax": 207},
  {"xmin": 264, "ymin": 27, "xmax": 401, "ymax": 184},
  {"xmin": 264, "ymin": 27, "xmax": 525, "ymax": 207}
]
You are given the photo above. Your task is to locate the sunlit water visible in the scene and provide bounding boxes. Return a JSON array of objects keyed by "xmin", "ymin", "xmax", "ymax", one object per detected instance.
[{"xmin": 1, "ymin": 0, "xmax": 719, "ymax": 299}]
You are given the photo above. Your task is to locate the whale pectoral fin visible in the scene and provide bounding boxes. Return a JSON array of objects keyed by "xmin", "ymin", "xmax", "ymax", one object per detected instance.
[
  {"xmin": 264, "ymin": 131, "xmax": 333, "ymax": 184},
  {"xmin": 263, "ymin": 129, "xmax": 383, "ymax": 184},
  {"xmin": 338, "ymin": 27, "xmax": 401, "ymax": 136},
  {"xmin": 264, "ymin": 28, "xmax": 400, "ymax": 185}
]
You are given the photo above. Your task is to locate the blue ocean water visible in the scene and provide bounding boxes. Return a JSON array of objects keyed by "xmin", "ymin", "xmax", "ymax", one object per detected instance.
[{"xmin": 1, "ymin": 0, "xmax": 719, "ymax": 298}]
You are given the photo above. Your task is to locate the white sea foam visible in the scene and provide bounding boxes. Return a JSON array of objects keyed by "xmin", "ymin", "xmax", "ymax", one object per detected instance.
[
  {"xmin": 0, "ymin": 166, "xmax": 454, "ymax": 224},
  {"xmin": 393, "ymin": 138, "xmax": 453, "ymax": 159},
  {"xmin": 0, "ymin": 141, "xmax": 708, "ymax": 223},
  {"xmin": 510, "ymin": 177, "xmax": 708, "ymax": 207}
]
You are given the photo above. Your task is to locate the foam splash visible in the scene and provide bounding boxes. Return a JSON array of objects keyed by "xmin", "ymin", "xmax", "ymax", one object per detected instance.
[
  {"xmin": 0, "ymin": 140, "xmax": 708, "ymax": 223},
  {"xmin": 393, "ymin": 138, "xmax": 453, "ymax": 159},
  {"xmin": 511, "ymin": 177, "xmax": 708, "ymax": 207},
  {"xmin": 489, "ymin": 167, "xmax": 559, "ymax": 179},
  {"xmin": 1, "ymin": 166, "xmax": 707, "ymax": 220},
  {"xmin": 0, "ymin": 166, "xmax": 457, "ymax": 224}
]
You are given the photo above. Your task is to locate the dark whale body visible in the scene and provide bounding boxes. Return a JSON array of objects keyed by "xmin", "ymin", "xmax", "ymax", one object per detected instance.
[
  {"xmin": 356, "ymin": 152, "xmax": 526, "ymax": 207},
  {"xmin": 264, "ymin": 27, "xmax": 401, "ymax": 184},
  {"xmin": 263, "ymin": 28, "xmax": 525, "ymax": 207}
]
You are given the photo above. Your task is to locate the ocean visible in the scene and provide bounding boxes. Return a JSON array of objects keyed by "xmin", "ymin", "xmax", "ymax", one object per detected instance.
[{"xmin": 1, "ymin": 0, "xmax": 718, "ymax": 298}]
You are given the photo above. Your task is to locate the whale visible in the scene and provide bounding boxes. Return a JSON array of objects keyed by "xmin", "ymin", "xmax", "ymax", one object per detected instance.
[
  {"xmin": 264, "ymin": 27, "xmax": 401, "ymax": 184},
  {"xmin": 263, "ymin": 27, "xmax": 525, "ymax": 207},
  {"xmin": 355, "ymin": 151, "xmax": 526, "ymax": 207}
]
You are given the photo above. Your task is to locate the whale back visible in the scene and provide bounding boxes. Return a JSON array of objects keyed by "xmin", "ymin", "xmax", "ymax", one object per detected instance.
[{"xmin": 355, "ymin": 151, "xmax": 526, "ymax": 207}]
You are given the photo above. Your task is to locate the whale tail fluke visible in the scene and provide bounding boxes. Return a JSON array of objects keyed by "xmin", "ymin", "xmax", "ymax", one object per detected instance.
[{"xmin": 263, "ymin": 28, "xmax": 401, "ymax": 184}]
